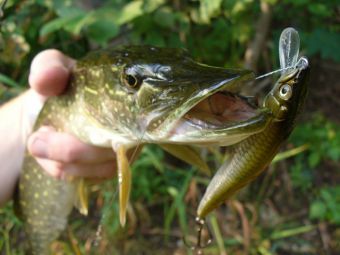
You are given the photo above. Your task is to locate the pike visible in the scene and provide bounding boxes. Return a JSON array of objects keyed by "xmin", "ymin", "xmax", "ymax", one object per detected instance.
[
  {"xmin": 15, "ymin": 28, "xmax": 309, "ymax": 254},
  {"xmin": 16, "ymin": 45, "xmax": 261, "ymax": 254}
]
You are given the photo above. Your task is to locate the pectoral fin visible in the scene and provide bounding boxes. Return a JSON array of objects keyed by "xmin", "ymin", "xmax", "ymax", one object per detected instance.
[
  {"xmin": 74, "ymin": 178, "xmax": 89, "ymax": 215},
  {"xmin": 160, "ymin": 144, "xmax": 211, "ymax": 176},
  {"xmin": 115, "ymin": 145, "xmax": 131, "ymax": 226}
]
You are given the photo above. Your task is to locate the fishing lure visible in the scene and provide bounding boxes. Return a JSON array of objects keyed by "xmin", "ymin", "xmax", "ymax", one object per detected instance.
[{"xmin": 192, "ymin": 27, "xmax": 309, "ymax": 249}]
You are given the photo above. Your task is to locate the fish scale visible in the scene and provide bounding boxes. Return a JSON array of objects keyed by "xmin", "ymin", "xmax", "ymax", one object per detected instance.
[{"xmin": 19, "ymin": 98, "xmax": 78, "ymax": 255}]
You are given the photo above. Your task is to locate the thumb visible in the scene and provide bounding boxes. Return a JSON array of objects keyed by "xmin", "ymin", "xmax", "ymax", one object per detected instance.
[{"xmin": 29, "ymin": 49, "xmax": 75, "ymax": 99}]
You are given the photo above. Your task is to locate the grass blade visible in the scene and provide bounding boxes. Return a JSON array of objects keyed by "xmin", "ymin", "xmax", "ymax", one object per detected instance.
[{"xmin": 0, "ymin": 73, "xmax": 20, "ymax": 88}]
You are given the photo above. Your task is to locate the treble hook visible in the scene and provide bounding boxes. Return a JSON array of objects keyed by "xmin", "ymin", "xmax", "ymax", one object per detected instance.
[{"xmin": 183, "ymin": 217, "xmax": 213, "ymax": 254}]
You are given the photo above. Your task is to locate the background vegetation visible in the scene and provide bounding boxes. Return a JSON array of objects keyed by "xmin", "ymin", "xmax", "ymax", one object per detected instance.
[{"xmin": 0, "ymin": 0, "xmax": 339, "ymax": 254}]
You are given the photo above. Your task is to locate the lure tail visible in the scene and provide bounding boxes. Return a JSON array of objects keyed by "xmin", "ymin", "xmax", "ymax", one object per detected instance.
[{"xmin": 197, "ymin": 121, "xmax": 283, "ymax": 218}]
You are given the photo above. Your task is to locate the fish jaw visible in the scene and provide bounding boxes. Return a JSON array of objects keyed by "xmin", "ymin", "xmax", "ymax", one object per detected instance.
[{"xmin": 140, "ymin": 69, "xmax": 256, "ymax": 141}]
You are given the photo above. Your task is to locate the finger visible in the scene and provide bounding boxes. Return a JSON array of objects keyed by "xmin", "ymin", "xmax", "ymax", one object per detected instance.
[
  {"xmin": 35, "ymin": 158, "xmax": 116, "ymax": 179},
  {"xmin": 27, "ymin": 127, "xmax": 116, "ymax": 163},
  {"xmin": 29, "ymin": 49, "xmax": 75, "ymax": 98}
]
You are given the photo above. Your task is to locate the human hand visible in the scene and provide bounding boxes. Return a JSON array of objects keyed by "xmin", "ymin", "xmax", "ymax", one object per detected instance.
[{"xmin": 27, "ymin": 50, "xmax": 117, "ymax": 180}]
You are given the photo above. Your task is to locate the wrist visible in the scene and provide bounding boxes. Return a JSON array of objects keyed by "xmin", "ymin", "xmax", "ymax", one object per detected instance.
[{"xmin": 0, "ymin": 90, "xmax": 44, "ymax": 205}]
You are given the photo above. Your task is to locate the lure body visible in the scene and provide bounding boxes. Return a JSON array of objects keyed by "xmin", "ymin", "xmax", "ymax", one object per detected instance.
[{"xmin": 198, "ymin": 58, "xmax": 310, "ymax": 218}]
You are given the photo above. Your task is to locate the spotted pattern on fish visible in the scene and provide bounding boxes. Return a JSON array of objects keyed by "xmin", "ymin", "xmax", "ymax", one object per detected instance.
[{"xmin": 16, "ymin": 46, "xmax": 272, "ymax": 254}]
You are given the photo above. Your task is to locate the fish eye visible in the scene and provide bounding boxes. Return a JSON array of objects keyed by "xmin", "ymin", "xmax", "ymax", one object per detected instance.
[
  {"xmin": 279, "ymin": 84, "xmax": 292, "ymax": 100},
  {"xmin": 124, "ymin": 74, "xmax": 141, "ymax": 88}
]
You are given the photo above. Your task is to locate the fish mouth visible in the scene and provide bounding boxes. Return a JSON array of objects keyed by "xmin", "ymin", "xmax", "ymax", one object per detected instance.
[
  {"xmin": 168, "ymin": 69, "xmax": 260, "ymax": 138},
  {"xmin": 183, "ymin": 92, "xmax": 258, "ymax": 129},
  {"xmin": 152, "ymin": 69, "xmax": 255, "ymax": 135},
  {"xmin": 145, "ymin": 68, "xmax": 267, "ymax": 144},
  {"xmin": 172, "ymin": 91, "xmax": 259, "ymax": 135}
]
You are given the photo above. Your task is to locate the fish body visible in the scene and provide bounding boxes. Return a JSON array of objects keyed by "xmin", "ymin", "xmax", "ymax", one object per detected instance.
[
  {"xmin": 17, "ymin": 46, "xmax": 269, "ymax": 254},
  {"xmin": 197, "ymin": 59, "xmax": 310, "ymax": 218}
]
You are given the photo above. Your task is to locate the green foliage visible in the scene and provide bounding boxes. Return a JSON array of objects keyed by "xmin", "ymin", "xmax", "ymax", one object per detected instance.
[
  {"xmin": 309, "ymin": 187, "xmax": 340, "ymax": 224},
  {"xmin": 290, "ymin": 115, "xmax": 340, "ymax": 168},
  {"xmin": 290, "ymin": 115, "xmax": 340, "ymax": 190},
  {"xmin": 1, "ymin": 0, "xmax": 339, "ymax": 253},
  {"xmin": 305, "ymin": 29, "xmax": 340, "ymax": 62},
  {"xmin": 0, "ymin": 201, "xmax": 23, "ymax": 254},
  {"xmin": 272, "ymin": 0, "xmax": 339, "ymax": 62},
  {"xmin": 0, "ymin": 73, "xmax": 19, "ymax": 88},
  {"xmin": 289, "ymin": 116, "xmax": 340, "ymax": 225},
  {"xmin": 1, "ymin": 0, "xmax": 339, "ymax": 95}
]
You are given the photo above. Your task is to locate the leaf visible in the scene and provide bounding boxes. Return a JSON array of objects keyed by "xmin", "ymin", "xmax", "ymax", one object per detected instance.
[
  {"xmin": 285, "ymin": 0, "xmax": 309, "ymax": 6},
  {"xmin": 199, "ymin": 0, "xmax": 223, "ymax": 23},
  {"xmin": 116, "ymin": 0, "xmax": 144, "ymax": 25},
  {"xmin": 40, "ymin": 7, "xmax": 122, "ymax": 38},
  {"xmin": 270, "ymin": 225, "xmax": 316, "ymax": 240},
  {"xmin": 273, "ymin": 144, "xmax": 309, "ymax": 163},
  {"xmin": 143, "ymin": 0, "xmax": 165, "ymax": 13},
  {"xmin": 153, "ymin": 7, "xmax": 176, "ymax": 28},
  {"xmin": 63, "ymin": 11, "xmax": 97, "ymax": 35},
  {"xmin": 164, "ymin": 170, "xmax": 193, "ymax": 240},
  {"xmin": 305, "ymin": 29, "xmax": 340, "ymax": 62},
  {"xmin": 86, "ymin": 20, "xmax": 119, "ymax": 46},
  {"xmin": 53, "ymin": 4, "xmax": 84, "ymax": 18},
  {"xmin": 308, "ymin": 151, "xmax": 321, "ymax": 168},
  {"xmin": 40, "ymin": 12, "xmax": 86, "ymax": 36},
  {"xmin": 0, "ymin": 73, "xmax": 19, "ymax": 88},
  {"xmin": 309, "ymin": 187, "xmax": 340, "ymax": 224},
  {"xmin": 308, "ymin": 3, "xmax": 332, "ymax": 17},
  {"xmin": 145, "ymin": 31, "xmax": 166, "ymax": 46},
  {"xmin": 309, "ymin": 200, "xmax": 326, "ymax": 220}
]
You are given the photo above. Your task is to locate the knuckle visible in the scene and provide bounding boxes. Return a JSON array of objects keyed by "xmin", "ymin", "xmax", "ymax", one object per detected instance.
[
  {"xmin": 61, "ymin": 146, "xmax": 79, "ymax": 163},
  {"xmin": 53, "ymin": 161, "xmax": 67, "ymax": 174}
]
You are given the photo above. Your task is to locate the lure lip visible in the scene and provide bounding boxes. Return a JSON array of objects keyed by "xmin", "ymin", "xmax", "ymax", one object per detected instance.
[
  {"xmin": 280, "ymin": 57, "xmax": 310, "ymax": 91},
  {"xmin": 297, "ymin": 57, "xmax": 309, "ymax": 69}
]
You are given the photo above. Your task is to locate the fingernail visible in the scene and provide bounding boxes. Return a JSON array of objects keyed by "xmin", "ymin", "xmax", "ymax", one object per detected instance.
[
  {"xmin": 30, "ymin": 137, "xmax": 48, "ymax": 158},
  {"xmin": 29, "ymin": 62, "xmax": 65, "ymax": 84}
]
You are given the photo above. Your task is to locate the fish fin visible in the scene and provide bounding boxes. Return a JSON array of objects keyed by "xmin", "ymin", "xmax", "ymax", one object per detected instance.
[
  {"xmin": 116, "ymin": 145, "xmax": 131, "ymax": 227},
  {"xmin": 160, "ymin": 144, "xmax": 211, "ymax": 176},
  {"xmin": 74, "ymin": 178, "xmax": 89, "ymax": 216}
]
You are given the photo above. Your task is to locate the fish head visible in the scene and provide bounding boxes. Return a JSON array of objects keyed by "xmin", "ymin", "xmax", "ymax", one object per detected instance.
[
  {"xmin": 264, "ymin": 57, "xmax": 310, "ymax": 126},
  {"xmin": 77, "ymin": 46, "xmax": 262, "ymax": 144}
]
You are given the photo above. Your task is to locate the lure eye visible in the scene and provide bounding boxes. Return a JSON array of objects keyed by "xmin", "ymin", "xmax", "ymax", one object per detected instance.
[
  {"xmin": 279, "ymin": 84, "xmax": 292, "ymax": 100},
  {"xmin": 123, "ymin": 74, "xmax": 142, "ymax": 88}
]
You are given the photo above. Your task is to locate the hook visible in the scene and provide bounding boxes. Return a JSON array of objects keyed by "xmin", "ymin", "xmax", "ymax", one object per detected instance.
[{"xmin": 183, "ymin": 217, "xmax": 213, "ymax": 254}]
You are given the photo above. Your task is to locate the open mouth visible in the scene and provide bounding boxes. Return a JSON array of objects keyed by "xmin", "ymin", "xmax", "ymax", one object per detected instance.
[
  {"xmin": 149, "ymin": 69, "xmax": 260, "ymax": 141},
  {"xmin": 175, "ymin": 91, "xmax": 259, "ymax": 132}
]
